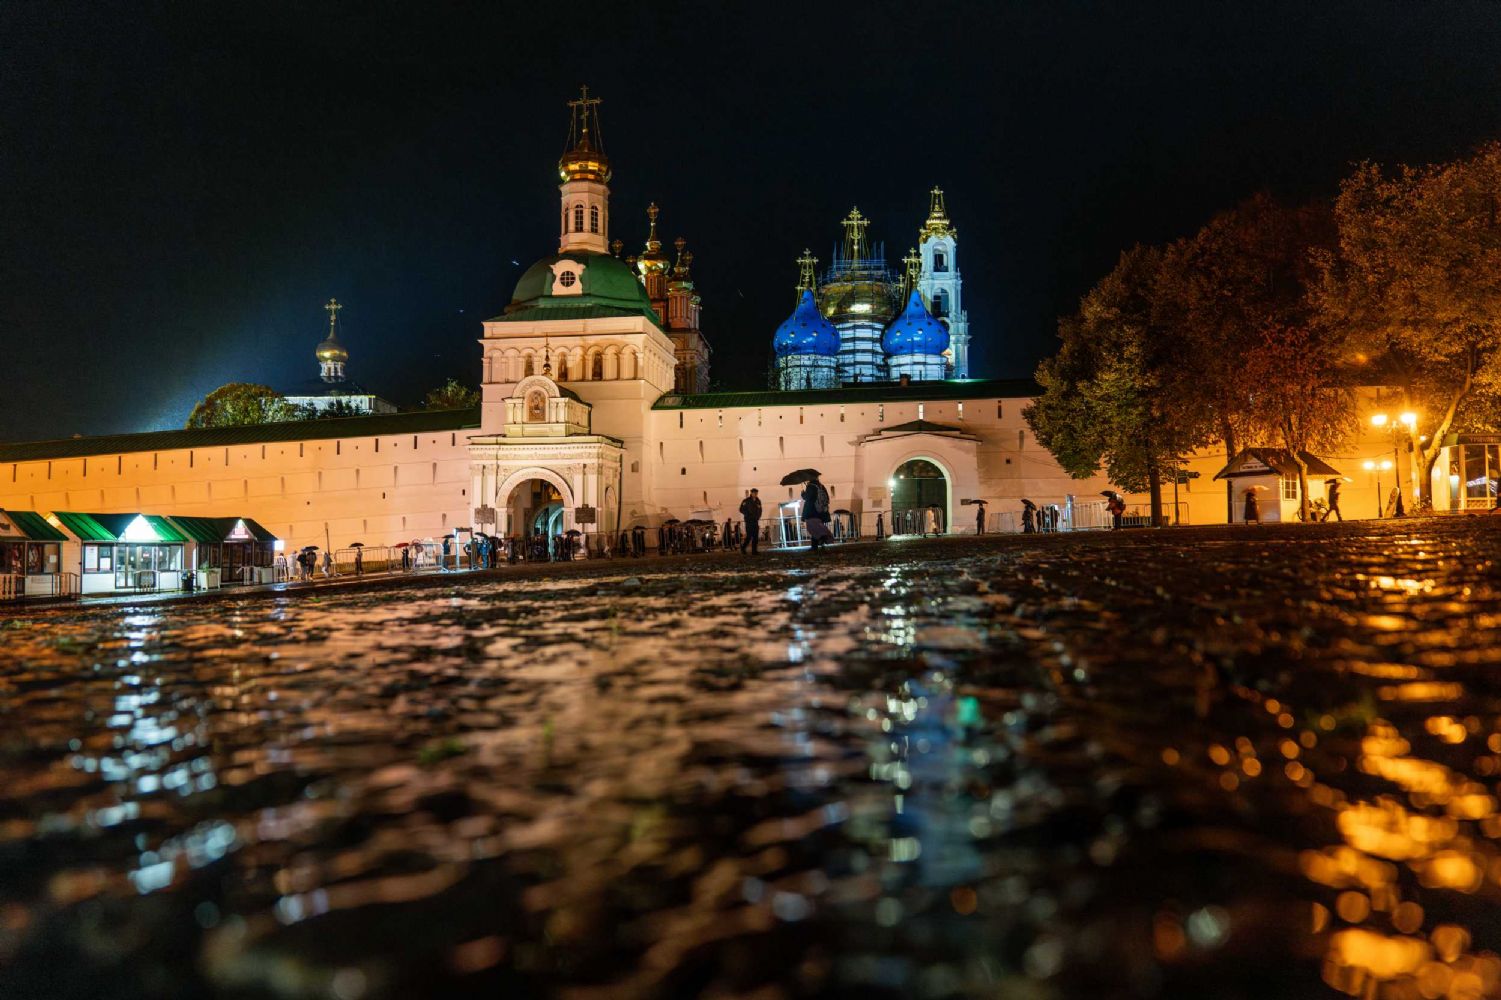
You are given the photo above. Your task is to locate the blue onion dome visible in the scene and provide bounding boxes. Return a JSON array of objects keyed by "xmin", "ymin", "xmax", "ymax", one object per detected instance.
[
  {"xmin": 773, "ymin": 290, "xmax": 840, "ymax": 357},
  {"xmin": 882, "ymin": 290, "xmax": 950, "ymax": 355}
]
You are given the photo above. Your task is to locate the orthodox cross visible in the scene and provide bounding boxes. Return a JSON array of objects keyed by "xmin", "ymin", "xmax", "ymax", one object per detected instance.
[
  {"xmin": 568, "ymin": 85, "xmax": 602, "ymax": 148},
  {"xmin": 324, "ymin": 298, "xmax": 341, "ymax": 334},
  {"xmin": 842, "ymin": 208, "xmax": 869, "ymax": 261},
  {"xmin": 903, "ymin": 247, "xmax": 923, "ymax": 297},
  {"xmin": 795, "ymin": 249, "xmax": 818, "ymax": 302}
]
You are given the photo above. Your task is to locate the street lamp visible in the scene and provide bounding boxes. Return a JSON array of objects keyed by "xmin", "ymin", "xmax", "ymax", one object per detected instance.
[
  {"xmin": 1370, "ymin": 411, "xmax": 1418, "ymax": 516},
  {"xmin": 1362, "ymin": 458, "xmax": 1394, "ymax": 518}
]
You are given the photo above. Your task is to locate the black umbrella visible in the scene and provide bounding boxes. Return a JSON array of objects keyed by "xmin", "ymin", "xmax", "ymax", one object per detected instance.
[
  {"xmin": 349, "ymin": 541, "xmax": 364, "ymax": 547},
  {"xmin": 301, "ymin": 545, "xmax": 319, "ymax": 551},
  {"xmin": 684, "ymin": 518, "xmax": 713, "ymax": 526},
  {"xmin": 832, "ymin": 508, "xmax": 852, "ymax": 516},
  {"xmin": 780, "ymin": 468, "xmax": 822, "ymax": 486},
  {"xmin": 961, "ymin": 498, "xmax": 987, "ymax": 506},
  {"xmin": 1021, "ymin": 499, "xmax": 1037, "ymax": 510},
  {"xmin": 564, "ymin": 529, "xmax": 582, "ymax": 537},
  {"xmin": 662, "ymin": 518, "xmax": 681, "ymax": 526},
  {"xmin": 1099, "ymin": 491, "xmax": 1117, "ymax": 499}
]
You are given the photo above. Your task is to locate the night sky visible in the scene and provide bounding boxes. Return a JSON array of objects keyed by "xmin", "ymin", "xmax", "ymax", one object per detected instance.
[{"xmin": 4, "ymin": 2, "xmax": 1501, "ymax": 440}]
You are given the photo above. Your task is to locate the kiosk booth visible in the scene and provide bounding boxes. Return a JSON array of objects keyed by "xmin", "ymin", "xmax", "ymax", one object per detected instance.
[
  {"xmin": 51, "ymin": 512, "xmax": 188, "ymax": 594},
  {"xmin": 169, "ymin": 516, "xmax": 280, "ymax": 586},
  {"xmin": 0, "ymin": 509, "xmax": 67, "ymax": 598}
]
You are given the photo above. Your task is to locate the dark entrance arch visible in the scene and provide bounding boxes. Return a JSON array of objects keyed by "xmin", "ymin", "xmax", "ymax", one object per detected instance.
[{"xmin": 891, "ymin": 459, "xmax": 948, "ymax": 535}]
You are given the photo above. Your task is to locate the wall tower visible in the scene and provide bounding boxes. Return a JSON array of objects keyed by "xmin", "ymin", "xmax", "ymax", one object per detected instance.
[{"xmin": 916, "ymin": 187, "xmax": 970, "ymax": 378}]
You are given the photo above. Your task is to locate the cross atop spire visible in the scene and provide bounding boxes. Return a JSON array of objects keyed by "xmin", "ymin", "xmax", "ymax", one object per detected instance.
[
  {"xmin": 325, "ymin": 298, "xmax": 342, "ymax": 333},
  {"xmin": 795, "ymin": 249, "xmax": 819, "ymax": 303},
  {"xmin": 841, "ymin": 207, "xmax": 870, "ymax": 261},
  {"xmin": 566, "ymin": 85, "xmax": 603, "ymax": 151},
  {"xmin": 902, "ymin": 247, "xmax": 923, "ymax": 298},
  {"xmin": 921, "ymin": 186, "xmax": 955, "ymax": 241}
]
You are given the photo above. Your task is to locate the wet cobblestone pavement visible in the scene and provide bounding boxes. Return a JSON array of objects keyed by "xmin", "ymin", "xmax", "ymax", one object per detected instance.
[{"xmin": 3, "ymin": 517, "xmax": 1501, "ymax": 999}]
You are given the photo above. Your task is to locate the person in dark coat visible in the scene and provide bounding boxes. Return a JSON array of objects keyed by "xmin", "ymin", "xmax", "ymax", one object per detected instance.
[
  {"xmin": 1106, "ymin": 493, "xmax": 1126, "ymax": 530},
  {"xmin": 800, "ymin": 477, "xmax": 832, "ymax": 551},
  {"xmin": 740, "ymin": 488, "xmax": 763, "ymax": 554},
  {"xmin": 1243, "ymin": 488, "xmax": 1260, "ymax": 524},
  {"xmin": 975, "ymin": 503, "xmax": 986, "ymax": 535},
  {"xmin": 1324, "ymin": 480, "xmax": 1343, "ymax": 522},
  {"xmin": 1022, "ymin": 500, "xmax": 1037, "ymax": 534}
]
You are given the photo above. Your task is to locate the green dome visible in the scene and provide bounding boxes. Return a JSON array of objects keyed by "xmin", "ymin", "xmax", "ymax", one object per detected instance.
[{"xmin": 500, "ymin": 252, "xmax": 660, "ymax": 324}]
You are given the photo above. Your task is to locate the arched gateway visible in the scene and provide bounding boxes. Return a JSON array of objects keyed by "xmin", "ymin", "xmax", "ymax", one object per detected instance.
[{"xmin": 468, "ymin": 375, "xmax": 623, "ymax": 540}]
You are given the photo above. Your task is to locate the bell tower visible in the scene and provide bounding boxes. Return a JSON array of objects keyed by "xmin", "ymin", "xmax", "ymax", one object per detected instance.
[
  {"xmin": 917, "ymin": 187, "xmax": 970, "ymax": 378},
  {"xmin": 558, "ymin": 86, "xmax": 610, "ymax": 256}
]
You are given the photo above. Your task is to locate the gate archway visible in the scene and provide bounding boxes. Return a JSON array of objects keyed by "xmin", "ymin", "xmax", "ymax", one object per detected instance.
[{"xmin": 890, "ymin": 458, "xmax": 949, "ymax": 535}]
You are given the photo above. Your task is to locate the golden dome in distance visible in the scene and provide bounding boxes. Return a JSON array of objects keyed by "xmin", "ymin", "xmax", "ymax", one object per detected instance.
[
  {"xmin": 558, "ymin": 85, "xmax": 610, "ymax": 184},
  {"xmin": 636, "ymin": 203, "xmax": 670, "ymax": 278},
  {"xmin": 921, "ymin": 186, "xmax": 956, "ymax": 241},
  {"xmin": 315, "ymin": 298, "xmax": 348, "ymax": 364}
]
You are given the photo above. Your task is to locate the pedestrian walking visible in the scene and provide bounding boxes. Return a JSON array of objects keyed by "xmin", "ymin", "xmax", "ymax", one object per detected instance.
[
  {"xmin": 876, "ymin": 512, "xmax": 884, "ymax": 539},
  {"xmin": 1243, "ymin": 488, "xmax": 1260, "ymax": 524},
  {"xmin": 740, "ymin": 488, "xmax": 763, "ymax": 554},
  {"xmin": 322, "ymin": 550, "xmax": 334, "ymax": 577},
  {"xmin": 353, "ymin": 547, "xmax": 363, "ymax": 575},
  {"xmin": 1323, "ymin": 480, "xmax": 1344, "ymax": 522},
  {"xmin": 1022, "ymin": 499, "xmax": 1037, "ymax": 533},
  {"xmin": 975, "ymin": 503, "xmax": 986, "ymax": 535},
  {"xmin": 1106, "ymin": 493, "xmax": 1126, "ymax": 530},
  {"xmin": 801, "ymin": 476, "xmax": 832, "ymax": 552}
]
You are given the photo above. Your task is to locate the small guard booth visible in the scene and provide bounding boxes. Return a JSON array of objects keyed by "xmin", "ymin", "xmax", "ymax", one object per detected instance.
[
  {"xmin": 1214, "ymin": 449, "xmax": 1341, "ymax": 524},
  {"xmin": 169, "ymin": 516, "xmax": 280, "ymax": 586},
  {"xmin": 0, "ymin": 509, "xmax": 67, "ymax": 598},
  {"xmin": 52, "ymin": 512, "xmax": 189, "ymax": 594}
]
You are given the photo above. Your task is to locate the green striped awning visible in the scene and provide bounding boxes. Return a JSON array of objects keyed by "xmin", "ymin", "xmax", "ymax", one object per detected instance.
[
  {"xmin": 168, "ymin": 516, "xmax": 227, "ymax": 544},
  {"xmin": 51, "ymin": 512, "xmax": 187, "ymax": 543},
  {"xmin": 0, "ymin": 510, "xmax": 68, "ymax": 541},
  {"xmin": 51, "ymin": 512, "xmax": 117, "ymax": 542}
]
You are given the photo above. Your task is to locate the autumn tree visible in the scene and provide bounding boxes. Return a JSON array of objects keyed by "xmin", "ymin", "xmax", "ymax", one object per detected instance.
[
  {"xmin": 1025, "ymin": 246, "xmax": 1213, "ymax": 525},
  {"xmin": 422, "ymin": 378, "xmax": 481, "ymax": 410},
  {"xmin": 1155, "ymin": 193, "xmax": 1336, "ymax": 457},
  {"xmin": 1237, "ymin": 325, "xmax": 1356, "ymax": 520},
  {"xmin": 1318, "ymin": 142, "xmax": 1501, "ymax": 507},
  {"xmin": 185, "ymin": 383, "xmax": 296, "ymax": 428}
]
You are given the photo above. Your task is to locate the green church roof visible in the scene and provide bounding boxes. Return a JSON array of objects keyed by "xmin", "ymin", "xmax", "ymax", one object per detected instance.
[{"xmin": 493, "ymin": 253, "xmax": 660, "ymax": 325}]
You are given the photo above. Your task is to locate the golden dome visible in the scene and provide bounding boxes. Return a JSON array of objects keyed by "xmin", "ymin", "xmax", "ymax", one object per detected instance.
[
  {"xmin": 316, "ymin": 336, "xmax": 348, "ymax": 364},
  {"xmin": 636, "ymin": 203, "xmax": 670, "ymax": 277},
  {"xmin": 558, "ymin": 86, "xmax": 611, "ymax": 184}
]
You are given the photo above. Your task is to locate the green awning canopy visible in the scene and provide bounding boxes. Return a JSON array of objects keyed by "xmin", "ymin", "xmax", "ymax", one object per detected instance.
[
  {"xmin": 52, "ymin": 512, "xmax": 187, "ymax": 543},
  {"xmin": 0, "ymin": 510, "xmax": 68, "ymax": 541},
  {"xmin": 168, "ymin": 516, "xmax": 227, "ymax": 544},
  {"xmin": 167, "ymin": 516, "xmax": 279, "ymax": 544}
]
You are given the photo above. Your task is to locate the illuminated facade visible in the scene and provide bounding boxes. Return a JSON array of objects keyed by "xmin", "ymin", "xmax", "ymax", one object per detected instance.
[{"xmin": 916, "ymin": 187, "xmax": 970, "ymax": 378}]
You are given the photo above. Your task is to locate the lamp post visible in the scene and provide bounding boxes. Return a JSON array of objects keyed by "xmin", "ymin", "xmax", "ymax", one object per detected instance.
[
  {"xmin": 1370, "ymin": 411, "xmax": 1417, "ymax": 516},
  {"xmin": 1362, "ymin": 458, "xmax": 1394, "ymax": 518}
]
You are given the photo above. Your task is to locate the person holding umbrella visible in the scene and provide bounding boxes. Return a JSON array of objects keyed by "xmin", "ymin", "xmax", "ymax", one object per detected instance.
[
  {"xmin": 1101, "ymin": 491, "xmax": 1126, "ymax": 530},
  {"xmin": 1021, "ymin": 499, "xmax": 1037, "ymax": 534},
  {"xmin": 1323, "ymin": 479, "xmax": 1344, "ymax": 522},
  {"xmin": 739, "ymin": 488, "xmax": 763, "ymax": 554}
]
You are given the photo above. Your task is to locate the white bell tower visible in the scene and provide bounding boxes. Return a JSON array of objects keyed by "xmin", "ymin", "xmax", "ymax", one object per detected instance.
[
  {"xmin": 557, "ymin": 86, "xmax": 610, "ymax": 256},
  {"xmin": 917, "ymin": 187, "xmax": 971, "ymax": 378}
]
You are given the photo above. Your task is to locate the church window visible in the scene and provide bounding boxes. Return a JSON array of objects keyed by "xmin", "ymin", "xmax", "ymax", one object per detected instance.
[
  {"xmin": 592, "ymin": 354, "xmax": 602, "ymax": 380},
  {"xmin": 957, "ymin": 402, "xmax": 964, "ymax": 420},
  {"xmin": 589, "ymin": 206, "xmax": 599, "ymax": 233},
  {"xmin": 573, "ymin": 204, "xmax": 584, "ymax": 231},
  {"xmin": 996, "ymin": 401, "xmax": 1003, "ymax": 419},
  {"xmin": 934, "ymin": 249, "xmax": 948, "ymax": 272},
  {"xmin": 918, "ymin": 404, "xmax": 925, "ymax": 420},
  {"xmin": 559, "ymin": 270, "xmax": 577, "ymax": 287},
  {"xmin": 934, "ymin": 289, "xmax": 948, "ymax": 317},
  {"xmin": 524, "ymin": 356, "xmax": 534, "ymax": 376}
]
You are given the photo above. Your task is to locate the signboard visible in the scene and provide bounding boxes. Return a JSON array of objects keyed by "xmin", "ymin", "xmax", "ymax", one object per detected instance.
[
  {"xmin": 574, "ymin": 505, "xmax": 597, "ymax": 525},
  {"xmin": 472, "ymin": 505, "xmax": 497, "ymax": 527},
  {"xmin": 868, "ymin": 487, "xmax": 888, "ymax": 504}
]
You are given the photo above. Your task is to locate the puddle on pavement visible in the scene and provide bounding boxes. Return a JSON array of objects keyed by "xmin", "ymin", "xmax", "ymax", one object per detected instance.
[{"xmin": 2, "ymin": 520, "xmax": 1500, "ymax": 999}]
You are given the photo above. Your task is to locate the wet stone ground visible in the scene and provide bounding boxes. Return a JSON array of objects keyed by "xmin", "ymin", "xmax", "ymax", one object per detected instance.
[{"xmin": 2, "ymin": 519, "xmax": 1501, "ymax": 1000}]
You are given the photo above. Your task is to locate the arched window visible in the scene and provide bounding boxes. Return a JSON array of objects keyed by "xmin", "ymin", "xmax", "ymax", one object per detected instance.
[
  {"xmin": 524, "ymin": 355, "xmax": 534, "ymax": 376},
  {"xmin": 589, "ymin": 206, "xmax": 599, "ymax": 233},
  {"xmin": 573, "ymin": 204, "xmax": 584, "ymax": 232},
  {"xmin": 591, "ymin": 354, "xmax": 603, "ymax": 380},
  {"xmin": 934, "ymin": 289, "xmax": 949, "ymax": 317},
  {"xmin": 933, "ymin": 249, "xmax": 948, "ymax": 272}
]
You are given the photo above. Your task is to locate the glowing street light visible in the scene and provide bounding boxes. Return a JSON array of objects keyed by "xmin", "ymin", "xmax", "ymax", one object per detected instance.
[
  {"xmin": 1370, "ymin": 410, "xmax": 1419, "ymax": 516},
  {"xmin": 1362, "ymin": 459, "xmax": 1395, "ymax": 518}
]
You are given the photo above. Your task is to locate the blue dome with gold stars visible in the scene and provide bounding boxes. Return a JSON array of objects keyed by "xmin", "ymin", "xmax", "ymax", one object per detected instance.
[
  {"xmin": 882, "ymin": 290, "xmax": 949, "ymax": 356},
  {"xmin": 773, "ymin": 290, "xmax": 840, "ymax": 357}
]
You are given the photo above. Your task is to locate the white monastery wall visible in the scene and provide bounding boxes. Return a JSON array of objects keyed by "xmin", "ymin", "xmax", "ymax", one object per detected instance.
[{"xmin": 0, "ymin": 429, "xmax": 473, "ymax": 552}]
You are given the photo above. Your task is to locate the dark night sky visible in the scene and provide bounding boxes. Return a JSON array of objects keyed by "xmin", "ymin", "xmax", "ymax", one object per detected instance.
[{"xmin": 4, "ymin": 1, "xmax": 1501, "ymax": 440}]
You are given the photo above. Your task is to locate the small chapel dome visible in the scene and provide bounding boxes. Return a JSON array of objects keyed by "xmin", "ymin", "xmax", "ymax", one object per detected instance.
[
  {"xmin": 773, "ymin": 290, "xmax": 840, "ymax": 358},
  {"xmin": 882, "ymin": 290, "xmax": 949, "ymax": 356},
  {"xmin": 315, "ymin": 333, "xmax": 348, "ymax": 365}
]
